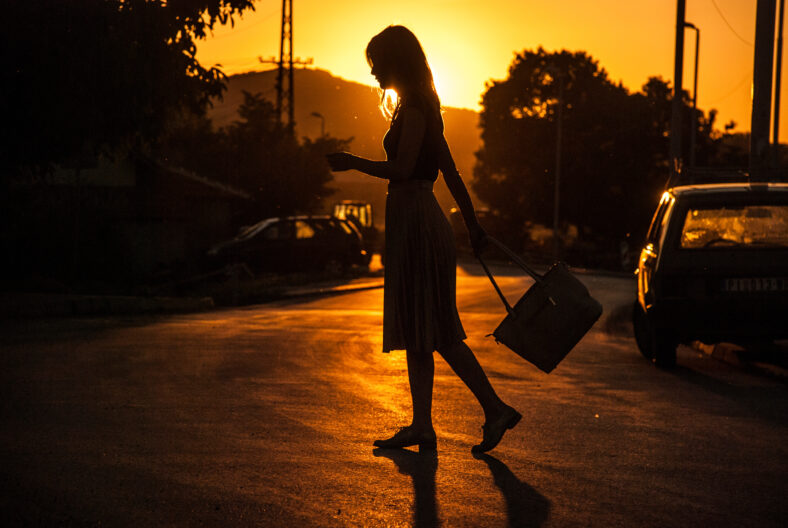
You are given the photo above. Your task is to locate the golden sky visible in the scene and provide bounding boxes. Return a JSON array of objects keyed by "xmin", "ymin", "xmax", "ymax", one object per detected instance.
[{"xmin": 197, "ymin": 0, "xmax": 787, "ymax": 142}]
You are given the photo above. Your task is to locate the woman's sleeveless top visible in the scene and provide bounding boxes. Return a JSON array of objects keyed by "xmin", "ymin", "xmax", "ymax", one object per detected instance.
[{"xmin": 382, "ymin": 94, "xmax": 443, "ymax": 182}]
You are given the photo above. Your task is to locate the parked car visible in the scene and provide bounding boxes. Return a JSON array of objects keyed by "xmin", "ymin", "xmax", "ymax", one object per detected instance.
[
  {"xmin": 333, "ymin": 200, "xmax": 381, "ymax": 254},
  {"xmin": 633, "ymin": 181, "xmax": 788, "ymax": 367},
  {"xmin": 207, "ymin": 215, "xmax": 370, "ymax": 274}
]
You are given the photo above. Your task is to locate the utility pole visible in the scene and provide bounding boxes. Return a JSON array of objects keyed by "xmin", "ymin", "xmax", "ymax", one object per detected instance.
[
  {"xmin": 258, "ymin": 0, "xmax": 313, "ymax": 129},
  {"xmin": 669, "ymin": 0, "xmax": 686, "ymax": 180},
  {"xmin": 774, "ymin": 0, "xmax": 785, "ymax": 167},
  {"xmin": 750, "ymin": 0, "xmax": 777, "ymax": 179}
]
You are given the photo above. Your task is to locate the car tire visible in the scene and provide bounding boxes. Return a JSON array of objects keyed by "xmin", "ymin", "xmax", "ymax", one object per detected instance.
[
  {"xmin": 632, "ymin": 302, "xmax": 654, "ymax": 360},
  {"xmin": 324, "ymin": 257, "xmax": 345, "ymax": 275},
  {"xmin": 653, "ymin": 333, "xmax": 678, "ymax": 369},
  {"xmin": 633, "ymin": 302, "xmax": 678, "ymax": 368}
]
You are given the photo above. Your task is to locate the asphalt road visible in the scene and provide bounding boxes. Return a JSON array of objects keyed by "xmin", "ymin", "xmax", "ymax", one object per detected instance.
[{"xmin": 2, "ymin": 262, "xmax": 787, "ymax": 527}]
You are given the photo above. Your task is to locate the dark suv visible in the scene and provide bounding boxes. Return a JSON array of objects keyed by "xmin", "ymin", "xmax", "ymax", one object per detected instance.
[
  {"xmin": 207, "ymin": 215, "xmax": 370, "ymax": 273},
  {"xmin": 633, "ymin": 182, "xmax": 788, "ymax": 367}
]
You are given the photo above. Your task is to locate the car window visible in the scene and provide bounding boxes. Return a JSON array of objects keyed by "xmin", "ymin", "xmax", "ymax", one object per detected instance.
[
  {"xmin": 236, "ymin": 218, "xmax": 276, "ymax": 241},
  {"xmin": 307, "ymin": 220, "xmax": 327, "ymax": 237},
  {"xmin": 345, "ymin": 208, "xmax": 366, "ymax": 228},
  {"xmin": 295, "ymin": 220, "xmax": 316, "ymax": 239},
  {"xmin": 680, "ymin": 203, "xmax": 788, "ymax": 249},
  {"xmin": 262, "ymin": 221, "xmax": 294, "ymax": 240},
  {"xmin": 332, "ymin": 219, "xmax": 353, "ymax": 235},
  {"xmin": 353, "ymin": 207, "xmax": 368, "ymax": 227}
]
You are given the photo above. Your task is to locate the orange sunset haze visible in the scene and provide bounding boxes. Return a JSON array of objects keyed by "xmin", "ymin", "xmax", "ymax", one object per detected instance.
[{"xmin": 197, "ymin": 0, "xmax": 787, "ymax": 142}]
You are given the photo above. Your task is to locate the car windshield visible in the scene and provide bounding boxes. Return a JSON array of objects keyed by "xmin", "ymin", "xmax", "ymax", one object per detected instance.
[
  {"xmin": 679, "ymin": 203, "xmax": 788, "ymax": 249},
  {"xmin": 235, "ymin": 218, "xmax": 277, "ymax": 241}
]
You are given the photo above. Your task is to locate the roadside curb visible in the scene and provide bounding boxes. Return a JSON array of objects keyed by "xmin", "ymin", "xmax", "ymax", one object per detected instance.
[
  {"xmin": 691, "ymin": 341, "xmax": 788, "ymax": 382},
  {"xmin": 0, "ymin": 293, "xmax": 214, "ymax": 318},
  {"xmin": 272, "ymin": 279, "xmax": 385, "ymax": 300},
  {"xmin": 0, "ymin": 278, "xmax": 386, "ymax": 319}
]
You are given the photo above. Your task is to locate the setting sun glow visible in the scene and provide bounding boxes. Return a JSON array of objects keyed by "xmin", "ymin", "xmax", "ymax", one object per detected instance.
[{"xmin": 197, "ymin": 0, "xmax": 786, "ymax": 141}]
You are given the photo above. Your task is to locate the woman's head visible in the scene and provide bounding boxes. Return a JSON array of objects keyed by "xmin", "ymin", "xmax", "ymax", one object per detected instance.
[{"xmin": 366, "ymin": 26, "xmax": 440, "ymax": 114}]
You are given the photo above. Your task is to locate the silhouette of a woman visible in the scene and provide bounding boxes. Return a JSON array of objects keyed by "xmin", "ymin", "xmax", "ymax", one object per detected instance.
[{"xmin": 327, "ymin": 25, "xmax": 520, "ymax": 453}]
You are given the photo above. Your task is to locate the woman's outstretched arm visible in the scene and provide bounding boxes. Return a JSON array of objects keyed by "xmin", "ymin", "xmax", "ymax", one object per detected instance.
[
  {"xmin": 326, "ymin": 107, "xmax": 425, "ymax": 181},
  {"xmin": 439, "ymin": 135, "xmax": 488, "ymax": 254}
]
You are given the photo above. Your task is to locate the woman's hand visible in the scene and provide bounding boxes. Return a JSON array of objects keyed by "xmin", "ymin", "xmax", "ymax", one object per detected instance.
[
  {"xmin": 468, "ymin": 223, "xmax": 489, "ymax": 256},
  {"xmin": 325, "ymin": 152, "xmax": 356, "ymax": 172}
]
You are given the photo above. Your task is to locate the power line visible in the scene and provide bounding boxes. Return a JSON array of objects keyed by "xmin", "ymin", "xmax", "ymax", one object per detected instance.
[
  {"xmin": 710, "ymin": 0, "xmax": 753, "ymax": 46},
  {"xmin": 707, "ymin": 71, "xmax": 751, "ymax": 105}
]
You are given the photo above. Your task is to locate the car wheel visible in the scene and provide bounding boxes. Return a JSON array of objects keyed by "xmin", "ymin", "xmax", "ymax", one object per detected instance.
[
  {"xmin": 632, "ymin": 302, "xmax": 677, "ymax": 368},
  {"xmin": 652, "ymin": 333, "xmax": 678, "ymax": 369},
  {"xmin": 632, "ymin": 302, "xmax": 654, "ymax": 360},
  {"xmin": 324, "ymin": 257, "xmax": 344, "ymax": 275}
]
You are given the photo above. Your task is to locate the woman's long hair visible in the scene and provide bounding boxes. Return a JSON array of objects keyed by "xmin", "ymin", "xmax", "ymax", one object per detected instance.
[{"xmin": 366, "ymin": 26, "xmax": 440, "ymax": 120}]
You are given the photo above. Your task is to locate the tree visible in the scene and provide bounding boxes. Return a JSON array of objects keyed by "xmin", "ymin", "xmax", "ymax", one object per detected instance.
[
  {"xmin": 473, "ymin": 48, "xmax": 724, "ymax": 253},
  {"xmin": 221, "ymin": 92, "xmax": 348, "ymax": 219},
  {"xmin": 159, "ymin": 91, "xmax": 350, "ymax": 221},
  {"xmin": 1, "ymin": 0, "xmax": 255, "ymax": 174}
]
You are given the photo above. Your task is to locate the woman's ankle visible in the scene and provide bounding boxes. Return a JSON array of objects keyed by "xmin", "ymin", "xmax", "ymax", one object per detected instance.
[
  {"xmin": 409, "ymin": 421, "xmax": 435, "ymax": 434},
  {"xmin": 483, "ymin": 401, "xmax": 510, "ymax": 423}
]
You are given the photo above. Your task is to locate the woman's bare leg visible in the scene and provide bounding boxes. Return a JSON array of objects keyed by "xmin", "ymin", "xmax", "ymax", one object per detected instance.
[
  {"xmin": 373, "ymin": 349, "xmax": 437, "ymax": 448},
  {"xmin": 406, "ymin": 349, "xmax": 435, "ymax": 432},
  {"xmin": 437, "ymin": 340, "xmax": 506, "ymax": 422}
]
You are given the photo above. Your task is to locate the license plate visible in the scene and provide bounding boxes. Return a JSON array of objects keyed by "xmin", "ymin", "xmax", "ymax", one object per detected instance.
[{"xmin": 723, "ymin": 277, "xmax": 788, "ymax": 292}]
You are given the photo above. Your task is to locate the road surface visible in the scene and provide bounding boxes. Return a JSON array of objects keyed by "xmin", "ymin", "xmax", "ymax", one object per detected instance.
[{"xmin": 2, "ymin": 262, "xmax": 786, "ymax": 526}]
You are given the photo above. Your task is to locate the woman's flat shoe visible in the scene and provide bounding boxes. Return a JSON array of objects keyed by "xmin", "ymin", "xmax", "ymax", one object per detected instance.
[
  {"xmin": 373, "ymin": 426, "xmax": 437, "ymax": 450},
  {"xmin": 471, "ymin": 407, "xmax": 522, "ymax": 453}
]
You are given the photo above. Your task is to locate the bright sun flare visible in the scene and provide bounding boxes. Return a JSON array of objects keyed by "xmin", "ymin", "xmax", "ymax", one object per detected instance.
[
  {"xmin": 376, "ymin": 75, "xmax": 446, "ymax": 113},
  {"xmin": 383, "ymin": 89, "xmax": 399, "ymax": 112}
]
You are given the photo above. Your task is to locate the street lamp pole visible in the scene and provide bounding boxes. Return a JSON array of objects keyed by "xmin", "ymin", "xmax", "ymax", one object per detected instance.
[
  {"xmin": 670, "ymin": 0, "xmax": 687, "ymax": 179},
  {"xmin": 553, "ymin": 72, "xmax": 564, "ymax": 259},
  {"xmin": 684, "ymin": 22, "xmax": 700, "ymax": 169},
  {"xmin": 545, "ymin": 63, "xmax": 565, "ymax": 259}
]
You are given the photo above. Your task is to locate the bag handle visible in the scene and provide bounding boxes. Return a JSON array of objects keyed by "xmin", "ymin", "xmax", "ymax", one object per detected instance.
[
  {"xmin": 484, "ymin": 237, "xmax": 543, "ymax": 280},
  {"xmin": 476, "ymin": 236, "xmax": 550, "ymax": 316}
]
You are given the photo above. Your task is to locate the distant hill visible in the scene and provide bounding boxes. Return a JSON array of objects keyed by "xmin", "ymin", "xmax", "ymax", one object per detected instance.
[{"xmin": 208, "ymin": 68, "xmax": 483, "ymax": 224}]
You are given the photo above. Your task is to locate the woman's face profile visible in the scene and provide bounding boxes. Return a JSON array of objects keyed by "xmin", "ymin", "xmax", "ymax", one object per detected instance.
[{"xmin": 370, "ymin": 60, "xmax": 393, "ymax": 90}]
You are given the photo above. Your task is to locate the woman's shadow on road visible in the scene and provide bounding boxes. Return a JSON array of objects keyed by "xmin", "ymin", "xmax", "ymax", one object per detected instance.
[
  {"xmin": 373, "ymin": 448, "xmax": 439, "ymax": 527},
  {"xmin": 474, "ymin": 452, "xmax": 551, "ymax": 527},
  {"xmin": 373, "ymin": 448, "xmax": 550, "ymax": 527}
]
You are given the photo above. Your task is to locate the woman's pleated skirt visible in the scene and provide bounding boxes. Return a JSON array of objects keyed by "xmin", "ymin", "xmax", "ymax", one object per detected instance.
[{"xmin": 383, "ymin": 179, "xmax": 466, "ymax": 354}]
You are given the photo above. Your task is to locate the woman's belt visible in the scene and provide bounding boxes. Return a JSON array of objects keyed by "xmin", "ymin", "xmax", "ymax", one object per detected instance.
[{"xmin": 388, "ymin": 179, "xmax": 434, "ymax": 191}]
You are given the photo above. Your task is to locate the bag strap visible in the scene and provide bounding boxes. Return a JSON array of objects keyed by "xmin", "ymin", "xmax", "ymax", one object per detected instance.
[
  {"xmin": 476, "ymin": 236, "xmax": 546, "ymax": 316},
  {"xmin": 477, "ymin": 255, "xmax": 515, "ymax": 316},
  {"xmin": 485, "ymin": 237, "xmax": 543, "ymax": 281}
]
